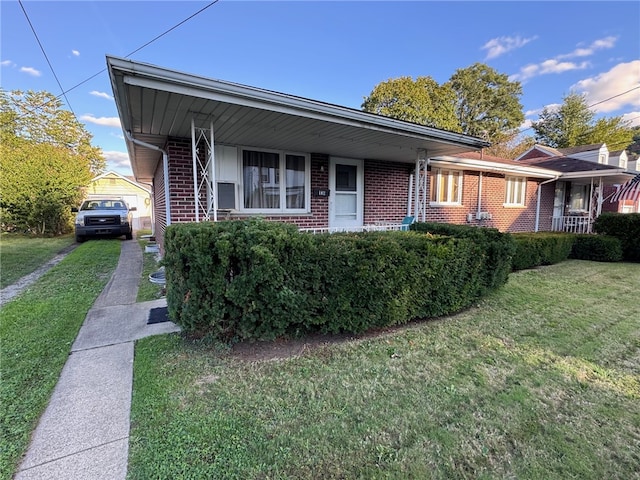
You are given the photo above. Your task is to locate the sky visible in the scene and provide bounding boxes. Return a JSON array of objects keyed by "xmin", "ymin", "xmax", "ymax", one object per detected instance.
[{"xmin": 2, "ymin": 0, "xmax": 639, "ymax": 176}]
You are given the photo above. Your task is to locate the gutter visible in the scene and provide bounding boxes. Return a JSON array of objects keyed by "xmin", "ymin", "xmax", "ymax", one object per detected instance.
[
  {"xmin": 535, "ymin": 176, "xmax": 559, "ymax": 232},
  {"xmin": 124, "ymin": 131, "xmax": 171, "ymax": 226}
]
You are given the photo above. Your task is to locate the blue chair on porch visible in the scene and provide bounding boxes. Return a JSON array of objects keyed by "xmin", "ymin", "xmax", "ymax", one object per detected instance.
[{"xmin": 400, "ymin": 216, "xmax": 415, "ymax": 231}]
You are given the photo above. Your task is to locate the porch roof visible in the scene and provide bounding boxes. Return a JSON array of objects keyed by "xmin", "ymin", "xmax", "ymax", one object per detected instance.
[
  {"xmin": 107, "ymin": 56, "xmax": 490, "ymax": 183},
  {"xmin": 521, "ymin": 156, "xmax": 633, "ymax": 184}
]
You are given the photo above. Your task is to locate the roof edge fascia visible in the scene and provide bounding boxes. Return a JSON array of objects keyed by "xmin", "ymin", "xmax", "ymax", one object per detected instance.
[
  {"xmin": 106, "ymin": 55, "xmax": 490, "ymax": 150},
  {"xmin": 431, "ymin": 155, "xmax": 559, "ymax": 178}
]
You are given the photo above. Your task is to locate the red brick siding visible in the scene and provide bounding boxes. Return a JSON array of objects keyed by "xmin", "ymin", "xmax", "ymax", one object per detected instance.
[
  {"xmin": 425, "ymin": 170, "xmax": 550, "ymax": 233},
  {"xmin": 364, "ymin": 160, "xmax": 413, "ymax": 224}
]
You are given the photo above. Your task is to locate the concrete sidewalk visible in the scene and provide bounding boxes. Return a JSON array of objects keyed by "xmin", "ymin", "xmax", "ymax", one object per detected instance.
[{"xmin": 15, "ymin": 240, "xmax": 180, "ymax": 480}]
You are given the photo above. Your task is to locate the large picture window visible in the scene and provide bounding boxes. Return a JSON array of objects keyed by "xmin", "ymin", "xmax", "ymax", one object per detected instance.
[
  {"xmin": 430, "ymin": 168, "xmax": 462, "ymax": 204},
  {"xmin": 505, "ymin": 176, "xmax": 526, "ymax": 206},
  {"xmin": 242, "ymin": 149, "xmax": 308, "ymax": 212}
]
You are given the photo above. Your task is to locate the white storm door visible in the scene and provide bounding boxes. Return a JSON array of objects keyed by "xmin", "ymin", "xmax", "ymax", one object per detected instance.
[{"xmin": 329, "ymin": 158, "xmax": 363, "ymax": 229}]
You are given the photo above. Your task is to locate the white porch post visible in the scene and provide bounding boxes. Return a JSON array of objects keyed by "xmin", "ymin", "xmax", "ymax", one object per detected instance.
[
  {"xmin": 191, "ymin": 118, "xmax": 217, "ymax": 222},
  {"xmin": 414, "ymin": 149, "xmax": 428, "ymax": 222}
]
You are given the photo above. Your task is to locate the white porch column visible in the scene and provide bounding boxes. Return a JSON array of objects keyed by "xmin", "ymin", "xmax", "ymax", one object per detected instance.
[
  {"xmin": 191, "ymin": 119, "xmax": 217, "ymax": 222},
  {"xmin": 414, "ymin": 149, "xmax": 428, "ymax": 222}
]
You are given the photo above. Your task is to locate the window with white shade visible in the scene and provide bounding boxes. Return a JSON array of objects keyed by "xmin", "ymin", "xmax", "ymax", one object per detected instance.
[
  {"xmin": 430, "ymin": 168, "xmax": 462, "ymax": 205},
  {"xmin": 504, "ymin": 176, "xmax": 527, "ymax": 206},
  {"xmin": 241, "ymin": 149, "xmax": 309, "ymax": 212}
]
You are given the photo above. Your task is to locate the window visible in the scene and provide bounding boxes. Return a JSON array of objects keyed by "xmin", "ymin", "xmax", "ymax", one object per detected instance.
[
  {"xmin": 242, "ymin": 149, "xmax": 308, "ymax": 212},
  {"xmin": 430, "ymin": 168, "xmax": 462, "ymax": 204},
  {"xmin": 504, "ymin": 176, "xmax": 527, "ymax": 206},
  {"xmin": 569, "ymin": 184, "xmax": 589, "ymax": 212}
]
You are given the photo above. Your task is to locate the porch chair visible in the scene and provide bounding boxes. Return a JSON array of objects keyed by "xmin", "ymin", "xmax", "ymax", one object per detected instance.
[{"xmin": 400, "ymin": 216, "xmax": 415, "ymax": 231}]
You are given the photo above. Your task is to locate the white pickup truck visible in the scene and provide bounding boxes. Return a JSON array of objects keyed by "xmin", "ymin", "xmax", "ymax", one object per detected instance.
[{"xmin": 72, "ymin": 199, "xmax": 136, "ymax": 243}]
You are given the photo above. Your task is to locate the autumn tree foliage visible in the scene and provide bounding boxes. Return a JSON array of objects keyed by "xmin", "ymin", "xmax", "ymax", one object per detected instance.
[{"xmin": 0, "ymin": 90, "xmax": 103, "ymax": 235}]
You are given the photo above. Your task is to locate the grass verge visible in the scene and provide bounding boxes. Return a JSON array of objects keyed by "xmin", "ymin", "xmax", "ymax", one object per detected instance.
[
  {"xmin": 136, "ymin": 233, "xmax": 164, "ymax": 303},
  {"xmin": 0, "ymin": 234, "xmax": 75, "ymax": 289},
  {"xmin": 129, "ymin": 260, "xmax": 640, "ymax": 479},
  {"xmin": 0, "ymin": 240, "xmax": 120, "ymax": 479}
]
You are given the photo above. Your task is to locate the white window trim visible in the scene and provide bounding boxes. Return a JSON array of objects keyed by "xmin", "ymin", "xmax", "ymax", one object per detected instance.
[
  {"xmin": 504, "ymin": 176, "xmax": 527, "ymax": 207},
  {"xmin": 429, "ymin": 168, "xmax": 463, "ymax": 206},
  {"xmin": 239, "ymin": 147, "xmax": 311, "ymax": 214}
]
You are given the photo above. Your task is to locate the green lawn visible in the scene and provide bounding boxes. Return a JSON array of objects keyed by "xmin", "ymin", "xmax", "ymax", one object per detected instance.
[
  {"xmin": 0, "ymin": 234, "xmax": 75, "ymax": 289},
  {"xmin": 129, "ymin": 260, "xmax": 640, "ymax": 479},
  {"xmin": 0, "ymin": 240, "xmax": 120, "ymax": 479}
]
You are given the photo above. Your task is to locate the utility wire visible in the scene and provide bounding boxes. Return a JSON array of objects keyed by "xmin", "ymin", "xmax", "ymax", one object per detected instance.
[
  {"xmin": 18, "ymin": 0, "xmax": 77, "ymax": 118},
  {"xmin": 15, "ymin": 0, "xmax": 220, "ymax": 117}
]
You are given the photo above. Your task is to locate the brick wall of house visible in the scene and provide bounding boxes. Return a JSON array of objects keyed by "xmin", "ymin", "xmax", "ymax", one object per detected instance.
[
  {"xmin": 425, "ymin": 170, "xmax": 553, "ymax": 233},
  {"xmin": 364, "ymin": 160, "xmax": 413, "ymax": 224}
]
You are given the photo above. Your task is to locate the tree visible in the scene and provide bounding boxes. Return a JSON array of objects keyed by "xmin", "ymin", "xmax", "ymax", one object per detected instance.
[
  {"xmin": 532, "ymin": 92, "xmax": 634, "ymax": 150},
  {"xmin": 3, "ymin": 90, "xmax": 105, "ymax": 174},
  {"xmin": 484, "ymin": 131, "xmax": 535, "ymax": 159},
  {"xmin": 532, "ymin": 92, "xmax": 594, "ymax": 148},
  {"xmin": 0, "ymin": 89, "xmax": 101, "ymax": 235},
  {"xmin": 362, "ymin": 76, "xmax": 461, "ymax": 131},
  {"xmin": 448, "ymin": 63, "xmax": 525, "ymax": 143}
]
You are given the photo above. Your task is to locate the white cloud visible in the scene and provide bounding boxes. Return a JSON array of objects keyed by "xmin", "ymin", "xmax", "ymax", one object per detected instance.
[
  {"xmin": 72, "ymin": 50, "xmax": 80, "ymax": 57},
  {"xmin": 20, "ymin": 66, "xmax": 41, "ymax": 77},
  {"xmin": 621, "ymin": 111, "xmax": 640, "ymax": 128},
  {"xmin": 511, "ymin": 60, "xmax": 589, "ymax": 82},
  {"xmin": 90, "ymin": 90, "xmax": 113, "ymax": 100},
  {"xmin": 557, "ymin": 36, "xmax": 617, "ymax": 59},
  {"xmin": 80, "ymin": 114, "xmax": 121, "ymax": 127},
  {"xmin": 571, "ymin": 60, "xmax": 640, "ymax": 113},
  {"xmin": 103, "ymin": 150, "xmax": 131, "ymax": 172},
  {"xmin": 1, "ymin": 60, "xmax": 14, "ymax": 67},
  {"xmin": 482, "ymin": 35, "xmax": 537, "ymax": 60},
  {"xmin": 510, "ymin": 35, "xmax": 618, "ymax": 83}
]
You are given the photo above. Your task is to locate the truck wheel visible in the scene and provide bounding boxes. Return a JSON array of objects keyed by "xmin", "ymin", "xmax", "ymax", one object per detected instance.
[
  {"xmin": 126, "ymin": 230, "xmax": 133, "ymax": 240},
  {"xmin": 76, "ymin": 235, "xmax": 85, "ymax": 243}
]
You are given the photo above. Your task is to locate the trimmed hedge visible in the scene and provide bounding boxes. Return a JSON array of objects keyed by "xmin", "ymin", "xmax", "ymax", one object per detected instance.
[
  {"xmin": 570, "ymin": 235, "xmax": 623, "ymax": 262},
  {"xmin": 511, "ymin": 233, "xmax": 575, "ymax": 271},
  {"xmin": 409, "ymin": 222, "xmax": 516, "ymax": 293},
  {"xmin": 163, "ymin": 219, "xmax": 515, "ymax": 342},
  {"xmin": 593, "ymin": 213, "xmax": 640, "ymax": 262}
]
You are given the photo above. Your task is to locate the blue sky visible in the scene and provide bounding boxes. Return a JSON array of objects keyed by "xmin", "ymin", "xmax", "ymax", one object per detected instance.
[{"xmin": 2, "ymin": 1, "xmax": 639, "ymax": 176}]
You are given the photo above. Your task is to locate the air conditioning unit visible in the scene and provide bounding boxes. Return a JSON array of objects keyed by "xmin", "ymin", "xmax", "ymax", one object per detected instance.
[{"xmin": 476, "ymin": 211, "xmax": 492, "ymax": 220}]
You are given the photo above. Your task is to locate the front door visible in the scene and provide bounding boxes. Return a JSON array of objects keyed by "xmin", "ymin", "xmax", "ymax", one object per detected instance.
[{"xmin": 329, "ymin": 158, "xmax": 363, "ymax": 229}]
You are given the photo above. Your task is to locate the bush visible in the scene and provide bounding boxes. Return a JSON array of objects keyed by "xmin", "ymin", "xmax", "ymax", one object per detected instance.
[
  {"xmin": 593, "ymin": 213, "xmax": 640, "ymax": 262},
  {"xmin": 410, "ymin": 222, "xmax": 516, "ymax": 291},
  {"xmin": 163, "ymin": 219, "xmax": 515, "ymax": 342},
  {"xmin": 510, "ymin": 233, "xmax": 575, "ymax": 271},
  {"xmin": 570, "ymin": 235, "xmax": 623, "ymax": 262}
]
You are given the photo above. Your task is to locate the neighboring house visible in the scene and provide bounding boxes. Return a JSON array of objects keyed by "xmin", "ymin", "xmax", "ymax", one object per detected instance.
[
  {"xmin": 86, "ymin": 170, "xmax": 152, "ymax": 231},
  {"xmin": 107, "ymin": 56, "xmax": 637, "ymax": 250},
  {"xmin": 516, "ymin": 143, "xmax": 637, "ymax": 222}
]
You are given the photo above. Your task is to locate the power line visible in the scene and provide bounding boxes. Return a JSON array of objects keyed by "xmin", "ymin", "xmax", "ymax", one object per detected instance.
[
  {"xmin": 518, "ymin": 86, "xmax": 640, "ymax": 136},
  {"xmin": 18, "ymin": 0, "xmax": 77, "ymax": 118},
  {"xmin": 15, "ymin": 1, "xmax": 220, "ymax": 118}
]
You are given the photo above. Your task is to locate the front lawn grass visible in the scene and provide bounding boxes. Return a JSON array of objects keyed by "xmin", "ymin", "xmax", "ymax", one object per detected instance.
[
  {"xmin": 0, "ymin": 233, "xmax": 75, "ymax": 288},
  {"xmin": 0, "ymin": 240, "xmax": 120, "ymax": 479},
  {"xmin": 129, "ymin": 260, "xmax": 640, "ymax": 479}
]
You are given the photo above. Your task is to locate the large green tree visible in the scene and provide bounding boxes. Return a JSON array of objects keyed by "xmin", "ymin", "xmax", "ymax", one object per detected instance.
[
  {"xmin": 448, "ymin": 63, "xmax": 525, "ymax": 143},
  {"xmin": 362, "ymin": 64, "xmax": 525, "ymax": 145},
  {"xmin": 532, "ymin": 92, "xmax": 634, "ymax": 150},
  {"xmin": 361, "ymin": 76, "xmax": 461, "ymax": 131},
  {"xmin": 0, "ymin": 89, "xmax": 102, "ymax": 235}
]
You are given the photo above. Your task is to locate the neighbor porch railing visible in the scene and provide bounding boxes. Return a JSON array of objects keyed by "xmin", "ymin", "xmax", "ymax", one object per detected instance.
[
  {"xmin": 300, "ymin": 223, "xmax": 410, "ymax": 234},
  {"xmin": 551, "ymin": 215, "xmax": 593, "ymax": 234}
]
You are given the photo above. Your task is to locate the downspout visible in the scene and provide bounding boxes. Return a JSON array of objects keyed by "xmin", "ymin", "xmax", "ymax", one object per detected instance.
[
  {"xmin": 534, "ymin": 176, "xmax": 559, "ymax": 232},
  {"xmin": 125, "ymin": 131, "xmax": 171, "ymax": 226},
  {"xmin": 477, "ymin": 172, "xmax": 483, "ymax": 219}
]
